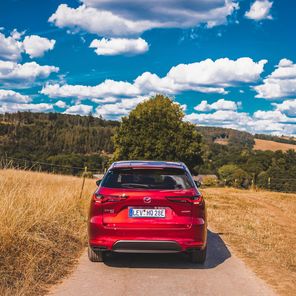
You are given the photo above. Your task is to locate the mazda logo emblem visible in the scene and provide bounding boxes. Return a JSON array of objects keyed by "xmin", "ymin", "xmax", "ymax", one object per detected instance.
[{"xmin": 143, "ymin": 196, "xmax": 152, "ymax": 203}]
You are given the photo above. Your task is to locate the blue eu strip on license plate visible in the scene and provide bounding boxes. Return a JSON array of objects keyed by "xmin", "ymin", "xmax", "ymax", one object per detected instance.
[{"xmin": 129, "ymin": 208, "xmax": 166, "ymax": 218}]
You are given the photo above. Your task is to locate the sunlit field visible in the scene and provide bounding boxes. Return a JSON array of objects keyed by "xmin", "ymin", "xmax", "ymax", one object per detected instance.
[
  {"xmin": 204, "ymin": 187, "xmax": 296, "ymax": 296},
  {"xmin": 0, "ymin": 169, "xmax": 95, "ymax": 296},
  {"xmin": 254, "ymin": 139, "xmax": 296, "ymax": 151}
]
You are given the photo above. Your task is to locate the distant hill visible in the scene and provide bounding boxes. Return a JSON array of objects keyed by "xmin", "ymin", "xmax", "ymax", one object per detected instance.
[
  {"xmin": 196, "ymin": 126, "xmax": 255, "ymax": 149},
  {"xmin": 0, "ymin": 112, "xmax": 119, "ymax": 173},
  {"xmin": 196, "ymin": 126, "xmax": 296, "ymax": 152}
]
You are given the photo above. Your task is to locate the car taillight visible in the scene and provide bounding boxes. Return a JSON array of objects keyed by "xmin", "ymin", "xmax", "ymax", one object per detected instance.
[
  {"xmin": 191, "ymin": 195, "xmax": 203, "ymax": 205},
  {"xmin": 166, "ymin": 195, "xmax": 203, "ymax": 205},
  {"xmin": 93, "ymin": 193, "xmax": 104, "ymax": 203},
  {"xmin": 92, "ymin": 193, "xmax": 128, "ymax": 203}
]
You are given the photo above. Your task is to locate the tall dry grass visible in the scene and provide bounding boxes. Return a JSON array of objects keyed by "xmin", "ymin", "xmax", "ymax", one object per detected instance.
[
  {"xmin": 204, "ymin": 187, "xmax": 296, "ymax": 296},
  {"xmin": 1, "ymin": 170, "xmax": 295, "ymax": 295},
  {"xmin": 0, "ymin": 169, "xmax": 95, "ymax": 296}
]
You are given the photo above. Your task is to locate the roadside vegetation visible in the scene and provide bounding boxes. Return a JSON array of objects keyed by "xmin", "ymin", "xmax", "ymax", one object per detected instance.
[
  {"xmin": 0, "ymin": 169, "xmax": 94, "ymax": 296},
  {"xmin": 205, "ymin": 187, "xmax": 296, "ymax": 296}
]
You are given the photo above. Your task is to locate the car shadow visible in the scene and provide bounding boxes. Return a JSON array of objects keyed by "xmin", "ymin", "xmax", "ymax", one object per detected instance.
[{"xmin": 103, "ymin": 230, "xmax": 231, "ymax": 269}]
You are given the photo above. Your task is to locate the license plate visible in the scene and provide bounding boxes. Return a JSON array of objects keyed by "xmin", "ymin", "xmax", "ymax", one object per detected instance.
[{"xmin": 129, "ymin": 208, "xmax": 166, "ymax": 218}]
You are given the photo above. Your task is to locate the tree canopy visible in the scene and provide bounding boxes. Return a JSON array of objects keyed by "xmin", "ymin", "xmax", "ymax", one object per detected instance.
[{"xmin": 113, "ymin": 95, "xmax": 203, "ymax": 169}]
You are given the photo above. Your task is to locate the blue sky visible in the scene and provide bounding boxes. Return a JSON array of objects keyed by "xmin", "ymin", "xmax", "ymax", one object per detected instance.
[{"xmin": 0, "ymin": 0, "xmax": 296, "ymax": 136}]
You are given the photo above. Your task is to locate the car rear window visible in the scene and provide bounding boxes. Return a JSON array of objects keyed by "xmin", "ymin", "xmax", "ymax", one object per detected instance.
[{"xmin": 101, "ymin": 168, "xmax": 193, "ymax": 189}]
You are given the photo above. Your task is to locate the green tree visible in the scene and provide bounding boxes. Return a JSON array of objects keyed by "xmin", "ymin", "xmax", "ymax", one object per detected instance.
[{"xmin": 112, "ymin": 95, "xmax": 203, "ymax": 169}]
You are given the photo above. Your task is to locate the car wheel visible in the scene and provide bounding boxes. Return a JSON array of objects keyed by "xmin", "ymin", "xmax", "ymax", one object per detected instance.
[
  {"xmin": 190, "ymin": 246, "xmax": 207, "ymax": 264},
  {"xmin": 88, "ymin": 246, "xmax": 104, "ymax": 262}
]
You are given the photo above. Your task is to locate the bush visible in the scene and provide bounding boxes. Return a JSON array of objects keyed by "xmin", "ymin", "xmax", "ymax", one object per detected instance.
[
  {"xmin": 218, "ymin": 164, "xmax": 251, "ymax": 188},
  {"xmin": 201, "ymin": 176, "xmax": 219, "ymax": 187}
]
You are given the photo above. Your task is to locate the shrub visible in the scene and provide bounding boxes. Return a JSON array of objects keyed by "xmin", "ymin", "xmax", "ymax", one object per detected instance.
[{"xmin": 218, "ymin": 164, "xmax": 251, "ymax": 188}]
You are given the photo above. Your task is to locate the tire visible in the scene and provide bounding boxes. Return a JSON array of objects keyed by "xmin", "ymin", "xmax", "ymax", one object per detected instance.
[
  {"xmin": 88, "ymin": 246, "xmax": 104, "ymax": 262},
  {"xmin": 190, "ymin": 246, "xmax": 207, "ymax": 264}
]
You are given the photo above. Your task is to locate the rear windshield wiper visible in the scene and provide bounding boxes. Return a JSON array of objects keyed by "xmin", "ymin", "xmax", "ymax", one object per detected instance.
[{"xmin": 121, "ymin": 183, "xmax": 150, "ymax": 188}]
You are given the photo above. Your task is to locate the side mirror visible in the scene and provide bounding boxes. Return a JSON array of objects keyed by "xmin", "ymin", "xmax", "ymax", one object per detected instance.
[
  {"xmin": 96, "ymin": 180, "xmax": 102, "ymax": 187},
  {"xmin": 194, "ymin": 180, "xmax": 201, "ymax": 188}
]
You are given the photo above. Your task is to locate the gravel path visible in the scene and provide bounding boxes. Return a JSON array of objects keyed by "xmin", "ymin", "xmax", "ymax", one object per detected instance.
[{"xmin": 50, "ymin": 230, "xmax": 276, "ymax": 296}]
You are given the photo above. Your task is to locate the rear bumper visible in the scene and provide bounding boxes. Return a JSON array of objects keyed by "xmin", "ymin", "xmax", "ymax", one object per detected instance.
[
  {"xmin": 89, "ymin": 219, "xmax": 207, "ymax": 253},
  {"xmin": 112, "ymin": 240, "xmax": 182, "ymax": 253}
]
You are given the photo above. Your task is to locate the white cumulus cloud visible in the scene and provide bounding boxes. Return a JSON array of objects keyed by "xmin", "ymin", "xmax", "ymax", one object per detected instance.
[
  {"xmin": 245, "ymin": 0, "xmax": 273, "ymax": 21},
  {"xmin": 185, "ymin": 109, "xmax": 296, "ymax": 136},
  {"xmin": 95, "ymin": 96, "xmax": 147, "ymax": 119},
  {"xmin": 186, "ymin": 96, "xmax": 296, "ymax": 137},
  {"xmin": 253, "ymin": 110, "xmax": 296, "ymax": 123},
  {"xmin": 194, "ymin": 99, "xmax": 240, "ymax": 112},
  {"xmin": 54, "ymin": 100, "xmax": 67, "ymax": 108},
  {"xmin": 0, "ymin": 60, "xmax": 59, "ymax": 87},
  {"xmin": 90, "ymin": 37, "xmax": 148, "ymax": 55},
  {"xmin": 0, "ymin": 32, "xmax": 22, "ymax": 61},
  {"xmin": 41, "ymin": 79, "xmax": 139, "ymax": 99},
  {"xmin": 186, "ymin": 110, "xmax": 250, "ymax": 128},
  {"xmin": 0, "ymin": 89, "xmax": 31, "ymax": 103},
  {"xmin": 166, "ymin": 58, "xmax": 267, "ymax": 86},
  {"xmin": 48, "ymin": 4, "xmax": 154, "ymax": 37},
  {"xmin": 49, "ymin": 1, "xmax": 239, "ymax": 37},
  {"xmin": 64, "ymin": 104, "xmax": 93, "ymax": 115},
  {"xmin": 0, "ymin": 103, "xmax": 53, "ymax": 113},
  {"xmin": 0, "ymin": 30, "xmax": 56, "ymax": 61},
  {"xmin": 272, "ymin": 99, "xmax": 296, "ymax": 117},
  {"xmin": 41, "ymin": 57, "xmax": 266, "ymax": 99},
  {"xmin": 254, "ymin": 59, "xmax": 296, "ymax": 99},
  {"xmin": 22, "ymin": 35, "xmax": 56, "ymax": 58},
  {"xmin": 11, "ymin": 29, "xmax": 25, "ymax": 40}
]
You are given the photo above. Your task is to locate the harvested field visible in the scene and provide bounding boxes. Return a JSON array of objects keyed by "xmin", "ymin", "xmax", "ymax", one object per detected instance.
[
  {"xmin": 204, "ymin": 187, "xmax": 296, "ymax": 295},
  {"xmin": 254, "ymin": 139, "xmax": 296, "ymax": 151}
]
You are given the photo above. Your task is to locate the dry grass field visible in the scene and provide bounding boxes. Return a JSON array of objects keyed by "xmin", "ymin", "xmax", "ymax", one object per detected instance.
[
  {"xmin": 0, "ymin": 169, "xmax": 95, "ymax": 296},
  {"xmin": 1, "ymin": 170, "xmax": 295, "ymax": 295},
  {"xmin": 204, "ymin": 187, "xmax": 296, "ymax": 296},
  {"xmin": 213, "ymin": 138, "xmax": 229, "ymax": 145},
  {"xmin": 254, "ymin": 138, "xmax": 296, "ymax": 151}
]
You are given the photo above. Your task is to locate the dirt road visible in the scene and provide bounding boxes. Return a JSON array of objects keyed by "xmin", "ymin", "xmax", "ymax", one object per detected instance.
[{"xmin": 50, "ymin": 231, "xmax": 276, "ymax": 296}]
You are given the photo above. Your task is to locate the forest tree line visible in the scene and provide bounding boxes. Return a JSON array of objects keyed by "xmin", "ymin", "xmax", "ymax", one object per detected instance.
[{"xmin": 0, "ymin": 110, "xmax": 295, "ymax": 192}]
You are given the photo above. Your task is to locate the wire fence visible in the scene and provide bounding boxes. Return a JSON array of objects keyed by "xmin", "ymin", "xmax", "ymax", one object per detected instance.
[{"xmin": 0, "ymin": 156, "xmax": 105, "ymax": 176}]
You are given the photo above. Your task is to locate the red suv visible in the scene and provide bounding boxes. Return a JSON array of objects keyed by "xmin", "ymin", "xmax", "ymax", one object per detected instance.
[{"xmin": 88, "ymin": 161, "xmax": 207, "ymax": 263}]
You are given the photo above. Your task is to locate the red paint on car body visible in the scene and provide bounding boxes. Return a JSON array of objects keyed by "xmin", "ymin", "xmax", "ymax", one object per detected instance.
[{"xmin": 88, "ymin": 161, "xmax": 207, "ymax": 260}]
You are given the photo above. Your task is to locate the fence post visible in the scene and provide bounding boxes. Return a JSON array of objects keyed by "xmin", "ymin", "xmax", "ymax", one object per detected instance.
[
  {"xmin": 268, "ymin": 177, "xmax": 271, "ymax": 190},
  {"xmin": 79, "ymin": 166, "xmax": 87, "ymax": 200},
  {"xmin": 251, "ymin": 173, "xmax": 255, "ymax": 190}
]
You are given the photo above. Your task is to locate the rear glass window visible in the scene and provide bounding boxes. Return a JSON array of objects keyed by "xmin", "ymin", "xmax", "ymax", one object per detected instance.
[{"xmin": 101, "ymin": 168, "xmax": 193, "ymax": 190}]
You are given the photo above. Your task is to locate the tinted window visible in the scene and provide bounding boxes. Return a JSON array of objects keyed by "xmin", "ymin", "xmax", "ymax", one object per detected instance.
[{"xmin": 101, "ymin": 168, "xmax": 193, "ymax": 189}]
